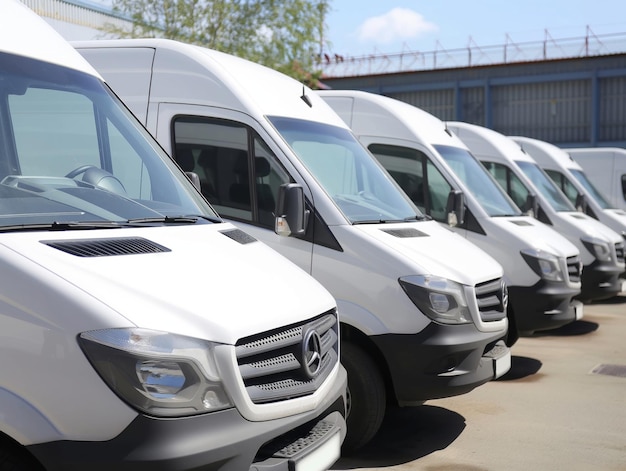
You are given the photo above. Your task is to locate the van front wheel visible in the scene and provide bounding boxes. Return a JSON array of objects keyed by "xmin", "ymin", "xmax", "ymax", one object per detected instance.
[{"xmin": 341, "ymin": 342, "xmax": 386, "ymax": 452}]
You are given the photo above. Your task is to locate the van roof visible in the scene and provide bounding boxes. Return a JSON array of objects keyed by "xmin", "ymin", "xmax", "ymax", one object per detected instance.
[
  {"xmin": 2, "ymin": 0, "xmax": 99, "ymax": 77},
  {"xmin": 511, "ymin": 136, "xmax": 582, "ymax": 171},
  {"xmin": 73, "ymin": 38, "xmax": 347, "ymax": 127},
  {"xmin": 319, "ymin": 90, "xmax": 468, "ymax": 148},
  {"xmin": 446, "ymin": 122, "xmax": 534, "ymax": 163}
]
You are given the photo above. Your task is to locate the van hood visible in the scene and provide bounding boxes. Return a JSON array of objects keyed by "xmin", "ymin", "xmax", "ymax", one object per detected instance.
[
  {"xmin": 1, "ymin": 224, "xmax": 334, "ymax": 344},
  {"xmin": 562, "ymin": 211, "xmax": 623, "ymax": 243},
  {"xmin": 354, "ymin": 220, "xmax": 503, "ymax": 284},
  {"xmin": 484, "ymin": 215, "xmax": 579, "ymax": 257}
]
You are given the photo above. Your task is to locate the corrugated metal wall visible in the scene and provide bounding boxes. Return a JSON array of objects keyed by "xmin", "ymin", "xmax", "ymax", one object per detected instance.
[
  {"xmin": 389, "ymin": 90, "xmax": 456, "ymax": 121},
  {"xmin": 600, "ymin": 76, "xmax": 626, "ymax": 142},
  {"xmin": 323, "ymin": 54, "xmax": 626, "ymax": 147},
  {"xmin": 491, "ymin": 80, "xmax": 590, "ymax": 143}
]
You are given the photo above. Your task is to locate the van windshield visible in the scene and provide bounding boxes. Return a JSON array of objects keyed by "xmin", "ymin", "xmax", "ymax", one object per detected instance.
[
  {"xmin": 570, "ymin": 169, "xmax": 614, "ymax": 209},
  {"xmin": 269, "ymin": 117, "xmax": 421, "ymax": 224},
  {"xmin": 516, "ymin": 161, "xmax": 576, "ymax": 212},
  {"xmin": 0, "ymin": 52, "xmax": 218, "ymax": 230},
  {"xmin": 434, "ymin": 145, "xmax": 521, "ymax": 217}
]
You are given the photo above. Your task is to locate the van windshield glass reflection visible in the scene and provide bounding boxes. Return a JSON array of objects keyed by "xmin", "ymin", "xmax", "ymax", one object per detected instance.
[
  {"xmin": 435, "ymin": 145, "xmax": 521, "ymax": 217},
  {"xmin": 270, "ymin": 116, "xmax": 421, "ymax": 224},
  {"xmin": 0, "ymin": 52, "xmax": 217, "ymax": 230}
]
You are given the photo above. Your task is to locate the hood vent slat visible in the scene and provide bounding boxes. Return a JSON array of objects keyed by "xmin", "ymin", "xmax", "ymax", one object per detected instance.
[
  {"xmin": 42, "ymin": 237, "xmax": 170, "ymax": 257},
  {"xmin": 381, "ymin": 228, "xmax": 428, "ymax": 238},
  {"xmin": 220, "ymin": 228, "xmax": 257, "ymax": 244}
]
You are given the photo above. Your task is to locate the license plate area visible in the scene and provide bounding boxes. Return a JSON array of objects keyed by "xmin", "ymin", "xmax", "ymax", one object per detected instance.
[
  {"xmin": 572, "ymin": 300, "xmax": 584, "ymax": 320},
  {"xmin": 292, "ymin": 431, "xmax": 341, "ymax": 471}
]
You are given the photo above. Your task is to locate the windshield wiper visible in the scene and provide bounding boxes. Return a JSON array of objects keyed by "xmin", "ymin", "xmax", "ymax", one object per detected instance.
[
  {"xmin": 126, "ymin": 214, "xmax": 222, "ymax": 225},
  {"xmin": 404, "ymin": 214, "xmax": 431, "ymax": 221},
  {"xmin": 353, "ymin": 215, "xmax": 429, "ymax": 225},
  {"xmin": 0, "ymin": 221, "xmax": 125, "ymax": 233},
  {"xmin": 0, "ymin": 214, "xmax": 223, "ymax": 233}
]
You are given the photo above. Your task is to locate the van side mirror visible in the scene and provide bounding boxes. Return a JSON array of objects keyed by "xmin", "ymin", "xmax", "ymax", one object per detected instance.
[
  {"xmin": 185, "ymin": 172, "xmax": 201, "ymax": 192},
  {"xmin": 575, "ymin": 193, "xmax": 588, "ymax": 213},
  {"xmin": 523, "ymin": 193, "xmax": 539, "ymax": 218},
  {"xmin": 275, "ymin": 183, "xmax": 306, "ymax": 236},
  {"xmin": 446, "ymin": 190, "xmax": 465, "ymax": 227}
]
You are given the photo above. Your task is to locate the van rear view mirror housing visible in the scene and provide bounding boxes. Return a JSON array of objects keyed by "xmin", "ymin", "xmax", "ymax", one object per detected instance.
[
  {"xmin": 446, "ymin": 190, "xmax": 465, "ymax": 227},
  {"xmin": 275, "ymin": 183, "xmax": 306, "ymax": 236}
]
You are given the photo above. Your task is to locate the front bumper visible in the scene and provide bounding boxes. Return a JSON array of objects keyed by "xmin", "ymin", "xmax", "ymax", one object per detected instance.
[
  {"xmin": 508, "ymin": 279, "xmax": 580, "ymax": 335},
  {"xmin": 371, "ymin": 323, "xmax": 510, "ymax": 406},
  {"xmin": 579, "ymin": 259, "xmax": 624, "ymax": 302},
  {"xmin": 28, "ymin": 368, "xmax": 347, "ymax": 471}
]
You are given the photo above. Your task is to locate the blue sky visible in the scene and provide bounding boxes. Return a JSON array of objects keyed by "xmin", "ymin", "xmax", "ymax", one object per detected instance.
[
  {"xmin": 324, "ymin": 0, "xmax": 626, "ymax": 57},
  {"xmin": 59, "ymin": 0, "xmax": 626, "ymax": 58}
]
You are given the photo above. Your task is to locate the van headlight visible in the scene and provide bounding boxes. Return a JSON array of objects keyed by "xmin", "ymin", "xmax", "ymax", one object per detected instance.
[
  {"xmin": 399, "ymin": 275, "xmax": 472, "ymax": 324},
  {"xmin": 79, "ymin": 328, "xmax": 233, "ymax": 417},
  {"xmin": 581, "ymin": 237, "xmax": 612, "ymax": 262},
  {"xmin": 520, "ymin": 248, "xmax": 564, "ymax": 282}
]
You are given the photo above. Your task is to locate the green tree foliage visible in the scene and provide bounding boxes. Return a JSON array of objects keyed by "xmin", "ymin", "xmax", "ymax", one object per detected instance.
[{"xmin": 106, "ymin": 0, "xmax": 330, "ymax": 88}]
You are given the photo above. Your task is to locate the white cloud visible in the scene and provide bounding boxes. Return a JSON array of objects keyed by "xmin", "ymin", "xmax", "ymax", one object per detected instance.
[{"xmin": 357, "ymin": 8, "xmax": 438, "ymax": 44}]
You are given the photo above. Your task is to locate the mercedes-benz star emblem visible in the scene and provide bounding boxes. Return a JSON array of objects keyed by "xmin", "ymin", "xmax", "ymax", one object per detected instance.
[{"xmin": 302, "ymin": 329, "xmax": 322, "ymax": 378}]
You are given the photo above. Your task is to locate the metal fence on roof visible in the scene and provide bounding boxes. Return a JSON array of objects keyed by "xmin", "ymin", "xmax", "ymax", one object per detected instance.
[{"xmin": 320, "ymin": 30, "xmax": 626, "ymax": 78}]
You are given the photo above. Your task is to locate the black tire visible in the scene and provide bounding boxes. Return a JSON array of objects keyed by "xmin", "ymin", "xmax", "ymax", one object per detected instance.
[{"xmin": 341, "ymin": 342, "xmax": 386, "ymax": 452}]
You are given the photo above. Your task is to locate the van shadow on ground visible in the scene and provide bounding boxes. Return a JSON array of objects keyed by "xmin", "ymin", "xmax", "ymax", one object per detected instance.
[
  {"xmin": 333, "ymin": 353, "xmax": 544, "ymax": 468},
  {"xmin": 532, "ymin": 319, "xmax": 599, "ymax": 338},
  {"xmin": 333, "ymin": 405, "xmax": 466, "ymax": 469}
]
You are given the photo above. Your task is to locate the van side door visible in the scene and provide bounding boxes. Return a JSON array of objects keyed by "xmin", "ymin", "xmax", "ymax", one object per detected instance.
[{"xmin": 155, "ymin": 104, "xmax": 315, "ymax": 272}]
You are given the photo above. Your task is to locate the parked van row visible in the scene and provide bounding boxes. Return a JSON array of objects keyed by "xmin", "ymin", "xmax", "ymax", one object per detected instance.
[
  {"xmin": 510, "ymin": 138, "xmax": 626, "ymax": 290},
  {"xmin": 1, "ymin": 3, "xmax": 347, "ymax": 470},
  {"xmin": 73, "ymin": 38, "xmax": 512, "ymax": 452},
  {"xmin": 10, "ymin": 3, "xmax": 621, "ymax": 468},
  {"xmin": 318, "ymin": 91, "xmax": 584, "ymax": 342},
  {"xmin": 446, "ymin": 122, "xmax": 625, "ymax": 302},
  {"xmin": 70, "ymin": 37, "xmax": 626, "ymax": 462}
]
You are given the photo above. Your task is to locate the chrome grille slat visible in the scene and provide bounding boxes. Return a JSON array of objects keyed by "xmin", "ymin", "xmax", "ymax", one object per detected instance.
[
  {"xmin": 567, "ymin": 255, "xmax": 582, "ymax": 283},
  {"xmin": 239, "ymin": 353, "xmax": 300, "ymax": 380},
  {"xmin": 236, "ymin": 326, "xmax": 302, "ymax": 359},
  {"xmin": 475, "ymin": 277, "xmax": 507, "ymax": 322},
  {"xmin": 236, "ymin": 310, "xmax": 339, "ymax": 404},
  {"xmin": 246, "ymin": 352, "xmax": 337, "ymax": 403}
]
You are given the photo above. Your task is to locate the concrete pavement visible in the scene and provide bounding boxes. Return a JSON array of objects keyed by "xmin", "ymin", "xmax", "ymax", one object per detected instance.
[{"xmin": 332, "ymin": 294, "xmax": 626, "ymax": 471}]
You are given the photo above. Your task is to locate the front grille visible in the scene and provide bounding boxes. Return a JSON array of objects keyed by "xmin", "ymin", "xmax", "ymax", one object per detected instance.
[
  {"xmin": 567, "ymin": 255, "xmax": 582, "ymax": 283},
  {"xmin": 235, "ymin": 310, "xmax": 338, "ymax": 404},
  {"xmin": 615, "ymin": 242, "xmax": 625, "ymax": 264},
  {"xmin": 475, "ymin": 278, "xmax": 507, "ymax": 322}
]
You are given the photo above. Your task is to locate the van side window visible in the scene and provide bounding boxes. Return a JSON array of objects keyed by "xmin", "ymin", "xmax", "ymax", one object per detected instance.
[
  {"xmin": 173, "ymin": 117, "xmax": 291, "ymax": 227},
  {"xmin": 368, "ymin": 143, "xmax": 451, "ymax": 222},
  {"xmin": 545, "ymin": 169, "xmax": 577, "ymax": 205},
  {"xmin": 621, "ymin": 175, "xmax": 626, "ymax": 203},
  {"xmin": 482, "ymin": 161, "xmax": 530, "ymax": 210}
]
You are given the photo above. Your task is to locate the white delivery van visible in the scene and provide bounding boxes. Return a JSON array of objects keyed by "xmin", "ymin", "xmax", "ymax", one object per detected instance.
[
  {"xmin": 512, "ymin": 137, "xmax": 626, "ymax": 241},
  {"xmin": 319, "ymin": 90, "xmax": 582, "ymax": 342},
  {"xmin": 74, "ymin": 38, "xmax": 511, "ymax": 451},
  {"xmin": 0, "ymin": 3, "xmax": 347, "ymax": 470},
  {"xmin": 447, "ymin": 122, "xmax": 625, "ymax": 302},
  {"xmin": 566, "ymin": 147, "xmax": 626, "ymax": 211}
]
